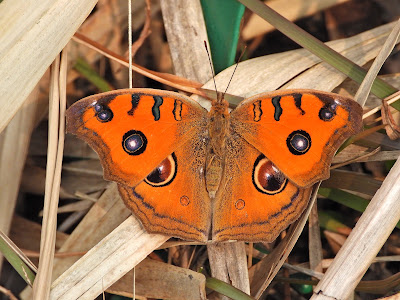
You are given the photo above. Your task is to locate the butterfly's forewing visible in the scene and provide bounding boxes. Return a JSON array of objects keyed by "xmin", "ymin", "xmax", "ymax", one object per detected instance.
[
  {"xmin": 230, "ymin": 90, "xmax": 363, "ymax": 188},
  {"xmin": 67, "ymin": 88, "xmax": 208, "ymax": 188}
]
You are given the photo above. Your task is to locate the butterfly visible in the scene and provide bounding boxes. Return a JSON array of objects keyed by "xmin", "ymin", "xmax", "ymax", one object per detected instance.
[{"xmin": 66, "ymin": 88, "xmax": 362, "ymax": 242}]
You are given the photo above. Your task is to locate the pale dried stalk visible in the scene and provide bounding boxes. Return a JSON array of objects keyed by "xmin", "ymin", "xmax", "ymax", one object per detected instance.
[
  {"xmin": 311, "ymin": 157, "xmax": 400, "ymax": 299},
  {"xmin": 207, "ymin": 242, "xmax": 250, "ymax": 296},
  {"xmin": 33, "ymin": 50, "xmax": 67, "ymax": 299},
  {"xmin": 160, "ymin": 0, "xmax": 211, "ymax": 84},
  {"xmin": 0, "ymin": 0, "xmax": 97, "ymax": 134}
]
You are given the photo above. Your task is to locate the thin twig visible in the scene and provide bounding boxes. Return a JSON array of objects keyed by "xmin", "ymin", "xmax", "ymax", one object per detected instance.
[
  {"xmin": 72, "ymin": 32, "xmax": 203, "ymax": 95},
  {"xmin": 0, "ymin": 286, "xmax": 18, "ymax": 300}
]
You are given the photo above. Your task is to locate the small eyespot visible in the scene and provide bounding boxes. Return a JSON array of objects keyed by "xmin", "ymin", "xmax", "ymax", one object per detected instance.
[
  {"xmin": 94, "ymin": 103, "xmax": 102, "ymax": 112},
  {"xmin": 235, "ymin": 199, "xmax": 245, "ymax": 210},
  {"xmin": 97, "ymin": 109, "xmax": 113, "ymax": 122},
  {"xmin": 286, "ymin": 130, "xmax": 311, "ymax": 155},
  {"xmin": 319, "ymin": 106, "xmax": 336, "ymax": 121},
  {"xmin": 94, "ymin": 103, "xmax": 113, "ymax": 122},
  {"xmin": 180, "ymin": 195, "xmax": 190, "ymax": 206},
  {"xmin": 330, "ymin": 103, "xmax": 338, "ymax": 110},
  {"xmin": 145, "ymin": 154, "xmax": 177, "ymax": 187},
  {"xmin": 122, "ymin": 130, "xmax": 147, "ymax": 155},
  {"xmin": 252, "ymin": 155, "xmax": 287, "ymax": 195}
]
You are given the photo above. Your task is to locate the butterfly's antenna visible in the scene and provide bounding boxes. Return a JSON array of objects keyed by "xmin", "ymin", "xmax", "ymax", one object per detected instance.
[
  {"xmin": 223, "ymin": 45, "xmax": 247, "ymax": 98},
  {"xmin": 204, "ymin": 41, "xmax": 218, "ymax": 99}
]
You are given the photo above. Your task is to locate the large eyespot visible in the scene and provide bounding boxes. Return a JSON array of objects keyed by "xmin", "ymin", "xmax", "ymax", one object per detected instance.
[
  {"xmin": 145, "ymin": 154, "xmax": 177, "ymax": 187},
  {"xmin": 286, "ymin": 130, "xmax": 311, "ymax": 155},
  {"xmin": 94, "ymin": 103, "xmax": 113, "ymax": 123},
  {"xmin": 252, "ymin": 155, "xmax": 287, "ymax": 195},
  {"xmin": 122, "ymin": 130, "xmax": 147, "ymax": 155},
  {"xmin": 319, "ymin": 103, "xmax": 337, "ymax": 121}
]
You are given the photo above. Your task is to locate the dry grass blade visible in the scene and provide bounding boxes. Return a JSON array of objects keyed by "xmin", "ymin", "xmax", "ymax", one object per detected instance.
[
  {"xmin": 46, "ymin": 200, "xmax": 93, "ymax": 215},
  {"xmin": 355, "ymin": 18, "xmax": 400, "ymax": 106},
  {"xmin": 331, "ymin": 147, "xmax": 381, "ymax": 169},
  {"xmin": 242, "ymin": 0, "xmax": 350, "ymax": 40},
  {"xmin": 353, "ymin": 150, "xmax": 400, "ymax": 162},
  {"xmin": 0, "ymin": 82, "xmax": 47, "ymax": 272},
  {"xmin": 108, "ymin": 258, "xmax": 206, "ymax": 299},
  {"xmin": 32, "ymin": 51, "xmax": 67, "ymax": 299},
  {"xmin": 283, "ymin": 263, "xmax": 324, "ymax": 280},
  {"xmin": 239, "ymin": 0, "xmax": 397, "ymax": 99},
  {"xmin": 0, "ymin": 0, "xmax": 97, "ymax": 134},
  {"xmin": 311, "ymin": 158, "xmax": 400, "ymax": 299},
  {"xmin": 308, "ymin": 203, "xmax": 323, "ymax": 273},
  {"xmin": 363, "ymin": 91, "xmax": 400, "ymax": 119},
  {"xmin": 49, "ymin": 216, "xmax": 168, "ymax": 299},
  {"xmin": 356, "ymin": 272, "xmax": 400, "ymax": 294},
  {"xmin": 49, "ymin": 184, "xmax": 131, "ymax": 281},
  {"xmin": 322, "ymin": 169, "xmax": 381, "ymax": 197}
]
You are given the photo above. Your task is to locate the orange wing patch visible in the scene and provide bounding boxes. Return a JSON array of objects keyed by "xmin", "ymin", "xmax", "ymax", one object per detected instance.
[
  {"xmin": 66, "ymin": 89, "xmax": 208, "ymax": 188},
  {"xmin": 231, "ymin": 90, "xmax": 362, "ymax": 188}
]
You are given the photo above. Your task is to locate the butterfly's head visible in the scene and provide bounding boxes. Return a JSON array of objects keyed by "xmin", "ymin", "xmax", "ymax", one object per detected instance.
[{"xmin": 216, "ymin": 91, "xmax": 224, "ymax": 103}]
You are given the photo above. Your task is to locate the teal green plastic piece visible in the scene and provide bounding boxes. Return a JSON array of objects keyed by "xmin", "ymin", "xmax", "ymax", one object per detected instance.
[
  {"xmin": 290, "ymin": 274, "xmax": 314, "ymax": 294},
  {"xmin": 200, "ymin": 0, "xmax": 245, "ymax": 74}
]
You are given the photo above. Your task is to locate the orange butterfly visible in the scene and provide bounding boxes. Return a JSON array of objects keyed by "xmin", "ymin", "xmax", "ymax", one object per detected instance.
[{"xmin": 66, "ymin": 88, "xmax": 362, "ymax": 242}]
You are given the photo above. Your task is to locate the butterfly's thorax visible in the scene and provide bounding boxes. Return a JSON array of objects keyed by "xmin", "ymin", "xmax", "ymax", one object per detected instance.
[{"xmin": 206, "ymin": 99, "xmax": 230, "ymax": 198}]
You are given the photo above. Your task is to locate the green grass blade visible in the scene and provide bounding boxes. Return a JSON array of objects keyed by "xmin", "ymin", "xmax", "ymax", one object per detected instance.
[
  {"xmin": 201, "ymin": 0, "xmax": 245, "ymax": 73},
  {"xmin": 319, "ymin": 188, "xmax": 400, "ymax": 229},
  {"xmin": 206, "ymin": 277, "xmax": 255, "ymax": 300},
  {"xmin": 74, "ymin": 57, "xmax": 112, "ymax": 92},
  {"xmin": 0, "ymin": 231, "xmax": 36, "ymax": 286},
  {"xmin": 237, "ymin": 0, "xmax": 399, "ymax": 105}
]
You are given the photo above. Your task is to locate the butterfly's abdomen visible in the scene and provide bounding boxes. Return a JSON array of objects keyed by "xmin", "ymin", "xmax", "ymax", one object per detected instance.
[{"xmin": 206, "ymin": 100, "xmax": 230, "ymax": 198}]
